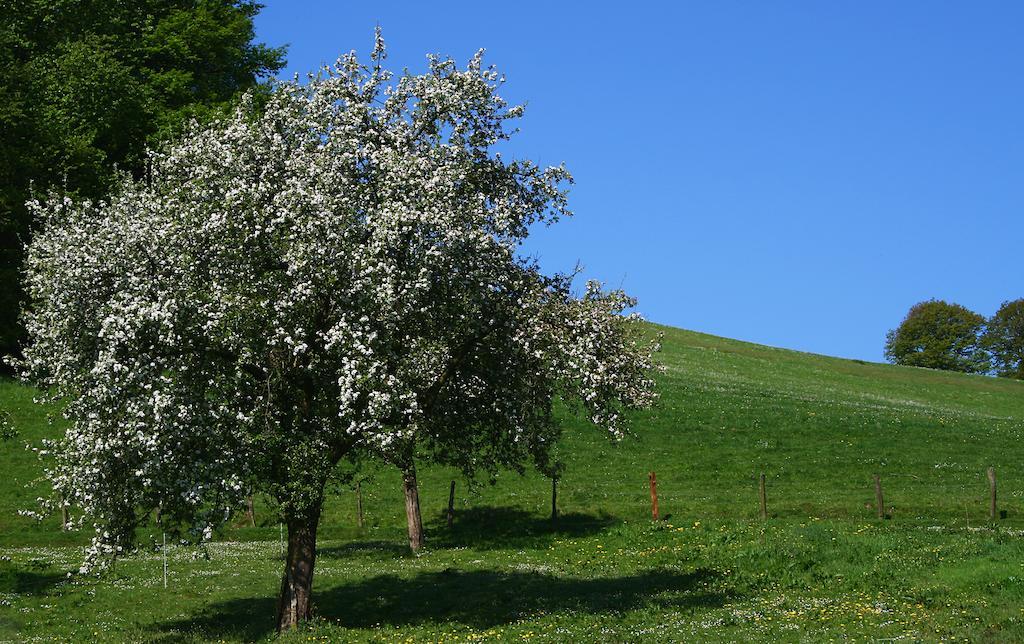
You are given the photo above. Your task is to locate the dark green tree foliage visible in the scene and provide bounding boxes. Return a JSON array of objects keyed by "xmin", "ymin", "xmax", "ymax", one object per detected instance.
[
  {"xmin": 982, "ymin": 299, "xmax": 1024, "ymax": 379},
  {"xmin": 884, "ymin": 299, "xmax": 988, "ymax": 373},
  {"xmin": 0, "ymin": 0, "xmax": 285, "ymax": 366}
]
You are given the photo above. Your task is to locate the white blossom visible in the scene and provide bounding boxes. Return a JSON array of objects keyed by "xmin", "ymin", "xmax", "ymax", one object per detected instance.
[{"xmin": 17, "ymin": 35, "xmax": 658, "ymax": 572}]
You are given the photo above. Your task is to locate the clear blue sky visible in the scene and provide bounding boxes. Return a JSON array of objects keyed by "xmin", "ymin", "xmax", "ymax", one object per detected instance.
[{"xmin": 255, "ymin": 2, "xmax": 1023, "ymax": 362}]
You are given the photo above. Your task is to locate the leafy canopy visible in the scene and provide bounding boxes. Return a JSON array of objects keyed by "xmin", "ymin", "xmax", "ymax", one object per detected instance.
[
  {"xmin": 0, "ymin": 0, "xmax": 285, "ymax": 367},
  {"xmin": 19, "ymin": 35, "xmax": 658, "ymax": 572},
  {"xmin": 982, "ymin": 298, "xmax": 1024, "ymax": 379},
  {"xmin": 884, "ymin": 299, "xmax": 988, "ymax": 374}
]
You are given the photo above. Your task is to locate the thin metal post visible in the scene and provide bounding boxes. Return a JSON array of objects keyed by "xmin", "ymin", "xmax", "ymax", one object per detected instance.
[
  {"xmin": 649, "ymin": 471, "xmax": 659, "ymax": 520},
  {"xmin": 874, "ymin": 474, "xmax": 885, "ymax": 519},
  {"xmin": 988, "ymin": 467, "xmax": 997, "ymax": 520},
  {"xmin": 162, "ymin": 532, "xmax": 167, "ymax": 589},
  {"xmin": 759, "ymin": 473, "xmax": 767, "ymax": 521}
]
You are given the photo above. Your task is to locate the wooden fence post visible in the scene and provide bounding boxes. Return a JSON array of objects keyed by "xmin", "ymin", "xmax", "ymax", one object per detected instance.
[
  {"xmin": 356, "ymin": 481, "xmax": 364, "ymax": 529},
  {"xmin": 988, "ymin": 467, "xmax": 997, "ymax": 521},
  {"xmin": 874, "ymin": 474, "xmax": 885, "ymax": 519},
  {"xmin": 649, "ymin": 471, "xmax": 659, "ymax": 520},
  {"xmin": 551, "ymin": 477, "xmax": 558, "ymax": 523},
  {"xmin": 759, "ymin": 472, "xmax": 767, "ymax": 521},
  {"xmin": 447, "ymin": 480, "xmax": 456, "ymax": 528}
]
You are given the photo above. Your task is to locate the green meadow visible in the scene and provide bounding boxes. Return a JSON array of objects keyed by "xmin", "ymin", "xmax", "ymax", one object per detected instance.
[{"xmin": 3, "ymin": 324, "xmax": 1024, "ymax": 642}]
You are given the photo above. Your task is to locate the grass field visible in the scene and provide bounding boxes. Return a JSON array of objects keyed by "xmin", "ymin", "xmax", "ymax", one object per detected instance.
[{"xmin": 3, "ymin": 324, "xmax": 1024, "ymax": 641}]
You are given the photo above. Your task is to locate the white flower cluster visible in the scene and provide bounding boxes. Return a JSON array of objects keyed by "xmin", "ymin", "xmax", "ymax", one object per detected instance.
[{"xmin": 17, "ymin": 34, "xmax": 657, "ymax": 570}]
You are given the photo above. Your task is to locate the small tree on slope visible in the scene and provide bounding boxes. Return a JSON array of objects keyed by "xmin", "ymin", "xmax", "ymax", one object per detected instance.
[
  {"xmin": 17, "ymin": 35, "xmax": 658, "ymax": 631},
  {"xmin": 884, "ymin": 299, "xmax": 988, "ymax": 373},
  {"xmin": 388, "ymin": 268, "xmax": 645, "ymax": 553}
]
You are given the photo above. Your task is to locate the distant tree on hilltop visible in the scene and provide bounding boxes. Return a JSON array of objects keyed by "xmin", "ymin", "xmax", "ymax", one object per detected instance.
[
  {"xmin": 884, "ymin": 300, "xmax": 988, "ymax": 373},
  {"xmin": 982, "ymin": 299, "xmax": 1024, "ymax": 379}
]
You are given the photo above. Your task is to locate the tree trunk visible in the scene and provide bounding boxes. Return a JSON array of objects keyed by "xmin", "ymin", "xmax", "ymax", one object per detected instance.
[
  {"xmin": 551, "ymin": 477, "xmax": 558, "ymax": 523},
  {"xmin": 355, "ymin": 481, "xmax": 364, "ymax": 529},
  {"xmin": 402, "ymin": 464, "xmax": 425, "ymax": 553},
  {"xmin": 276, "ymin": 509, "xmax": 321, "ymax": 632},
  {"xmin": 447, "ymin": 480, "xmax": 456, "ymax": 528}
]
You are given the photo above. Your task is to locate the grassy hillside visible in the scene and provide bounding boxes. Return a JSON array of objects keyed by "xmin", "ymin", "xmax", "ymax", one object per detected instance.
[
  {"xmin": 5, "ymin": 323, "xmax": 1022, "ymax": 544},
  {"xmin": 3, "ymin": 324, "xmax": 1024, "ymax": 641}
]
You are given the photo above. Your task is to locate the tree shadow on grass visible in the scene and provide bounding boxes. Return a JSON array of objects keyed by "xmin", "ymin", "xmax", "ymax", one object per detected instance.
[
  {"xmin": 317, "ymin": 539, "xmax": 412, "ymax": 559},
  {"xmin": 431, "ymin": 506, "xmax": 618, "ymax": 550},
  {"xmin": 318, "ymin": 507, "xmax": 618, "ymax": 559},
  {"xmin": 150, "ymin": 567, "xmax": 729, "ymax": 642},
  {"xmin": 0, "ymin": 565, "xmax": 67, "ymax": 596}
]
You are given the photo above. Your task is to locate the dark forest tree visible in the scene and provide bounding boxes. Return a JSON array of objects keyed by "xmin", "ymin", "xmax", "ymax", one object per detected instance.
[
  {"xmin": 884, "ymin": 299, "xmax": 988, "ymax": 373},
  {"xmin": 0, "ymin": 0, "xmax": 285, "ymax": 367}
]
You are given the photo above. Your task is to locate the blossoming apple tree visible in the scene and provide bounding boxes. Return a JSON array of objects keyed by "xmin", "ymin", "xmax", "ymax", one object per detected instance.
[{"xmin": 18, "ymin": 34, "xmax": 658, "ymax": 631}]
